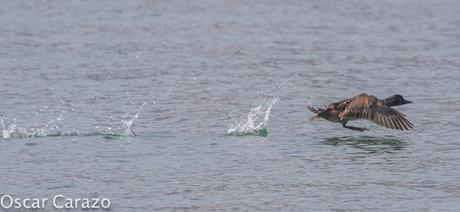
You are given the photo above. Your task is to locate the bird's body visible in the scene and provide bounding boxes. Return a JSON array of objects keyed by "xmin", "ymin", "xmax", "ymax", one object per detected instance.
[{"xmin": 308, "ymin": 93, "xmax": 413, "ymax": 131}]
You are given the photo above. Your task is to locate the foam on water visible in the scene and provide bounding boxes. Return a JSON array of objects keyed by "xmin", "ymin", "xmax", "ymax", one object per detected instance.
[{"xmin": 227, "ymin": 98, "xmax": 278, "ymax": 136}]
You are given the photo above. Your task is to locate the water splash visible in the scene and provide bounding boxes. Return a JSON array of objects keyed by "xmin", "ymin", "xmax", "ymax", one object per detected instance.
[
  {"xmin": 0, "ymin": 113, "xmax": 136, "ymax": 139},
  {"xmin": 2, "ymin": 116, "xmax": 22, "ymax": 139},
  {"xmin": 1, "ymin": 115, "xmax": 63, "ymax": 139},
  {"xmin": 227, "ymin": 98, "xmax": 278, "ymax": 136},
  {"xmin": 119, "ymin": 102, "xmax": 148, "ymax": 137},
  {"xmin": 121, "ymin": 113, "xmax": 138, "ymax": 136}
]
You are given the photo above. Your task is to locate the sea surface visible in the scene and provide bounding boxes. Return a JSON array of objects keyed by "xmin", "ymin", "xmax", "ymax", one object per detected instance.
[{"xmin": 1, "ymin": 0, "xmax": 460, "ymax": 211}]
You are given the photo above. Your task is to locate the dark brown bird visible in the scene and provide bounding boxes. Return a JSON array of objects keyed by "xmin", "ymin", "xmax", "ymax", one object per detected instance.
[{"xmin": 308, "ymin": 93, "xmax": 413, "ymax": 131}]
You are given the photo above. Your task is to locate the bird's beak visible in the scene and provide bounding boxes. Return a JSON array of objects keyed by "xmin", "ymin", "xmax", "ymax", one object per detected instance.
[{"xmin": 404, "ymin": 100, "xmax": 413, "ymax": 104}]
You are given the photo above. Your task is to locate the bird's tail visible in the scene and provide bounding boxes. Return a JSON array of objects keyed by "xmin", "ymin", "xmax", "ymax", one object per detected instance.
[{"xmin": 307, "ymin": 105, "xmax": 321, "ymax": 114}]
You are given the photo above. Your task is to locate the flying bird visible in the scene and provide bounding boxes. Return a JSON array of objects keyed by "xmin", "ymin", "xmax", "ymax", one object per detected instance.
[{"xmin": 308, "ymin": 93, "xmax": 413, "ymax": 131}]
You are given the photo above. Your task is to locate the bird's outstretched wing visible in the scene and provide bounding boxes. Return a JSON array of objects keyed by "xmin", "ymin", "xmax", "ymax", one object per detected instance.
[{"xmin": 339, "ymin": 96, "xmax": 413, "ymax": 130}]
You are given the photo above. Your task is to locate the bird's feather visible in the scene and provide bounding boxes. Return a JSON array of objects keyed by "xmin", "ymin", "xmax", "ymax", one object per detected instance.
[{"xmin": 338, "ymin": 95, "xmax": 413, "ymax": 130}]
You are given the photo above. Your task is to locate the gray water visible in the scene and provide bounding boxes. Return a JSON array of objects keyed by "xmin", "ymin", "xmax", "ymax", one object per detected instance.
[{"xmin": 1, "ymin": 0, "xmax": 460, "ymax": 211}]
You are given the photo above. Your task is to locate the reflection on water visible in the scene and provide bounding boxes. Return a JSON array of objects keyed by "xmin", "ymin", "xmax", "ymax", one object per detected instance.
[{"xmin": 321, "ymin": 136, "xmax": 406, "ymax": 156}]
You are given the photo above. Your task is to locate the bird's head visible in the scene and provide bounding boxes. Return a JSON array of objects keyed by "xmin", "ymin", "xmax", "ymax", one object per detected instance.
[{"xmin": 384, "ymin": 94, "xmax": 413, "ymax": 106}]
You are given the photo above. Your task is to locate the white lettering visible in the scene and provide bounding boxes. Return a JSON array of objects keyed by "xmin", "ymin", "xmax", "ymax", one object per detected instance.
[
  {"xmin": 64, "ymin": 197, "xmax": 73, "ymax": 208},
  {"xmin": 91, "ymin": 198, "xmax": 100, "ymax": 209},
  {"xmin": 81, "ymin": 198, "xmax": 90, "ymax": 209},
  {"xmin": 31, "ymin": 198, "xmax": 41, "ymax": 208},
  {"xmin": 74, "ymin": 198, "xmax": 81, "ymax": 208},
  {"xmin": 53, "ymin": 195, "xmax": 64, "ymax": 209},
  {"xmin": 41, "ymin": 198, "xmax": 48, "ymax": 208},
  {"xmin": 101, "ymin": 198, "xmax": 110, "ymax": 208},
  {"xmin": 23, "ymin": 198, "xmax": 31, "ymax": 209},
  {"xmin": 14, "ymin": 197, "xmax": 21, "ymax": 208},
  {"xmin": 1, "ymin": 195, "xmax": 13, "ymax": 209}
]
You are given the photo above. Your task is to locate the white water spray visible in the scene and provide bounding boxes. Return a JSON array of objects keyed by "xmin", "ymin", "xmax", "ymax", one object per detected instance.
[
  {"xmin": 227, "ymin": 98, "xmax": 278, "ymax": 136},
  {"xmin": 1, "ymin": 116, "xmax": 30, "ymax": 139},
  {"xmin": 121, "ymin": 113, "xmax": 139, "ymax": 136}
]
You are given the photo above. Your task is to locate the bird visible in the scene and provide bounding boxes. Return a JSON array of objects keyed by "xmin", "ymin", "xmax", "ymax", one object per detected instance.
[{"xmin": 308, "ymin": 93, "xmax": 413, "ymax": 131}]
